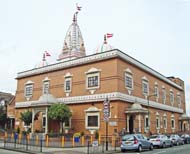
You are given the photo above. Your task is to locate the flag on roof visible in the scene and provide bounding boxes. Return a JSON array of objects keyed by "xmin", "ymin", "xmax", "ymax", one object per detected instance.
[
  {"xmin": 45, "ymin": 51, "xmax": 51, "ymax": 57},
  {"xmin": 76, "ymin": 3, "xmax": 82, "ymax": 11},
  {"xmin": 106, "ymin": 33, "xmax": 113, "ymax": 38}
]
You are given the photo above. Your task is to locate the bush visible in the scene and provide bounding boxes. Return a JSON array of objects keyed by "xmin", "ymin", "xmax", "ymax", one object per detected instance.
[
  {"xmin": 73, "ymin": 132, "xmax": 81, "ymax": 137},
  {"xmin": 95, "ymin": 130, "xmax": 99, "ymax": 139},
  {"xmin": 17, "ymin": 127, "xmax": 20, "ymax": 134},
  {"xmin": 81, "ymin": 131, "xmax": 84, "ymax": 136}
]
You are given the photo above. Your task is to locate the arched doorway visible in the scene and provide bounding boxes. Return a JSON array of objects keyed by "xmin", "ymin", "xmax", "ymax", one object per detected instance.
[{"xmin": 129, "ymin": 115, "xmax": 134, "ymax": 134}]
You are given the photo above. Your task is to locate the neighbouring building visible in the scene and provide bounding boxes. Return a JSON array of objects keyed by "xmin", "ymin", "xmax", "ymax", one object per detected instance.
[
  {"xmin": 14, "ymin": 10, "xmax": 189, "ymax": 136},
  {"xmin": 0, "ymin": 92, "xmax": 15, "ymax": 130}
]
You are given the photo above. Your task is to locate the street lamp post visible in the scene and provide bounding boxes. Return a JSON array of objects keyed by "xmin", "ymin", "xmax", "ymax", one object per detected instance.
[{"xmin": 147, "ymin": 94, "xmax": 156, "ymax": 133}]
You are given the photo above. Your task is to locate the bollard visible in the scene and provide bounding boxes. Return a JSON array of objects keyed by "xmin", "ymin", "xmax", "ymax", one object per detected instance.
[
  {"xmin": 90, "ymin": 135, "xmax": 93, "ymax": 144},
  {"xmin": 46, "ymin": 135, "xmax": 49, "ymax": 147},
  {"xmin": 98, "ymin": 133, "xmax": 101, "ymax": 144},
  {"xmin": 61, "ymin": 136, "xmax": 64, "ymax": 147},
  {"xmin": 36, "ymin": 135, "xmax": 39, "ymax": 145},
  {"xmin": 82, "ymin": 136, "xmax": 84, "ymax": 146},
  {"xmin": 72, "ymin": 136, "xmax": 74, "ymax": 147}
]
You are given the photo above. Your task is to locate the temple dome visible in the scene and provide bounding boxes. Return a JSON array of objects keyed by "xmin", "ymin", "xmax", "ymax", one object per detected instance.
[
  {"xmin": 58, "ymin": 12, "xmax": 86, "ymax": 61},
  {"xmin": 96, "ymin": 43, "xmax": 114, "ymax": 53},
  {"xmin": 38, "ymin": 94, "xmax": 58, "ymax": 104}
]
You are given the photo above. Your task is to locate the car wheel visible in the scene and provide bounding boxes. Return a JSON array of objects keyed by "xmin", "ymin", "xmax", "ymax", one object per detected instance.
[
  {"xmin": 162, "ymin": 143, "xmax": 166, "ymax": 148},
  {"xmin": 187, "ymin": 140, "xmax": 190, "ymax": 144},
  {"xmin": 176, "ymin": 142, "xmax": 179, "ymax": 146},
  {"xmin": 138, "ymin": 145, "xmax": 142, "ymax": 152},
  {"xmin": 121, "ymin": 149, "xmax": 125, "ymax": 153},
  {"xmin": 150, "ymin": 144, "xmax": 153, "ymax": 150}
]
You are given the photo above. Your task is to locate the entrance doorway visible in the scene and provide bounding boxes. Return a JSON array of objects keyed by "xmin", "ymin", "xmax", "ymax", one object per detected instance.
[{"xmin": 129, "ymin": 115, "xmax": 134, "ymax": 134}]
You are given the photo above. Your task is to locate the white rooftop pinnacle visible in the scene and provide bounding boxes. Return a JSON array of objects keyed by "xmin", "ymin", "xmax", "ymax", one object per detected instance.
[{"xmin": 58, "ymin": 11, "xmax": 86, "ymax": 61}]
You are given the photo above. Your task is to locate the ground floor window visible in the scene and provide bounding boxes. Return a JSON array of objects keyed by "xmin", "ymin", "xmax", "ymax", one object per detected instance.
[{"xmin": 85, "ymin": 107, "xmax": 100, "ymax": 130}]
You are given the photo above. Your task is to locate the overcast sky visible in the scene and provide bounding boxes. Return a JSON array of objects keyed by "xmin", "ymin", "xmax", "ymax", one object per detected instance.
[{"xmin": 0, "ymin": 0, "xmax": 189, "ymax": 114}]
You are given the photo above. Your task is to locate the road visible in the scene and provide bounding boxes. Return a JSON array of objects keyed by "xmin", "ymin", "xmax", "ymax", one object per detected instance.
[
  {"xmin": 0, "ymin": 149, "xmax": 26, "ymax": 154},
  {"xmin": 117, "ymin": 144, "xmax": 190, "ymax": 154}
]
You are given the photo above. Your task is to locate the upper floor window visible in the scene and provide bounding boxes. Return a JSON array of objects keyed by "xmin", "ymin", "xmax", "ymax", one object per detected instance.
[
  {"xmin": 43, "ymin": 81, "xmax": 49, "ymax": 94},
  {"xmin": 86, "ymin": 68, "xmax": 101, "ymax": 90},
  {"xmin": 125, "ymin": 73, "xmax": 133, "ymax": 90},
  {"xmin": 64, "ymin": 78, "xmax": 72, "ymax": 92},
  {"xmin": 162, "ymin": 88, "xmax": 166, "ymax": 104},
  {"xmin": 177, "ymin": 94, "xmax": 181, "ymax": 108},
  {"xmin": 170, "ymin": 90, "xmax": 174, "ymax": 105},
  {"xmin": 25, "ymin": 81, "xmax": 34, "ymax": 99},
  {"xmin": 142, "ymin": 78, "xmax": 149, "ymax": 96},
  {"xmin": 64, "ymin": 72, "xmax": 73, "ymax": 93},
  {"xmin": 154, "ymin": 84, "xmax": 159, "ymax": 98},
  {"xmin": 156, "ymin": 113, "xmax": 160, "ymax": 129}
]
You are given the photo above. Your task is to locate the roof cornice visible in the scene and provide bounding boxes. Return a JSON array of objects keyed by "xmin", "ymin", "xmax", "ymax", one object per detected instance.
[{"xmin": 17, "ymin": 49, "xmax": 182, "ymax": 90}]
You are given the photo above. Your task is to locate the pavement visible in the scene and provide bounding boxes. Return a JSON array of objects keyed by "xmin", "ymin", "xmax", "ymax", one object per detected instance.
[{"xmin": 40, "ymin": 146, "xmax": 120, "ymax": 154}]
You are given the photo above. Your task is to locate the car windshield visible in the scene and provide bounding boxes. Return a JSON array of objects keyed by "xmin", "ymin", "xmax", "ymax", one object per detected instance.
[
  {"xmin": 122, "ymin": 135, "xmax": 134, "ymax": 141},
  {"xmin": 149, "ymin": 135, "xmax": 159, "ymax": 139}
]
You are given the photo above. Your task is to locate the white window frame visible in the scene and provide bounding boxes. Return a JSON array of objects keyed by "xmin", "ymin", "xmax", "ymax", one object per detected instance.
[
  {"xmin": 154, "ymin": 85, "xmax": 159, "ymax": 98},
  {"xmin": 85, "ymin": 112, "xmax": 100, "ymax": 130},
  {"xmin": 86, "ymin": 73, "xmax": 100, "ymax": 90},
  {"xmin": 43, "ymin": 81, "xmax": 49, "ymax": 94},
  {"xmin": 125, "ymin": 73, "xmax": 133, "ymax": 90},
  {"xmin": 142, "ymin": 80, "xmax": 149, "ymax": 96},
  {"xmin": 25, "ymin": 83, "xmax": 33, "ymax": 98},
  {"xmin": 144, "ymin": 115, "xmax": 150, "ymax": 130},
  {"xmin": 64, "ymin": 77, "xmax": 72, "ymax": 92},
  {"xmin": 64, "ymin": 117, "xmax": 72, "ymax": 129},
  {"xmin": 163, "ymin": 114, "xmax": 167, "ymax": 129},
  {"xmin": 156, "ymin": 116, "xmax": 160, "ymax": 129},
  {"xmin": 162, "ymin": 88, "xmax": 166, "ymax": 104},
  {"xmin": 171, "ymin": 114, "xmax": 175, "ymax": 130},
  {"xmin": 170, "ymin": 90, "xmax": 174, "ymax": 106},
  {"xmin": 177, "ymin": 94, "xmax": 181, "ymax": 108}
]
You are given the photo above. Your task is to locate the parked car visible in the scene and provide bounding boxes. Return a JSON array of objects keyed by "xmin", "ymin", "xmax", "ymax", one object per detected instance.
[
  {"xmin": 169, "ymin": 134, "xmax": 184, "ymax": 146},
  {"xmin": 181, "ymin": 134, "xmax": 190, "ymax": 144},
  {"xmin": 120, "ymin": 134, "xmax": 153, "ymax": 152},
  {"xmin": 148, "ymin": 134, "xmax": 173, "ymax": 148}
]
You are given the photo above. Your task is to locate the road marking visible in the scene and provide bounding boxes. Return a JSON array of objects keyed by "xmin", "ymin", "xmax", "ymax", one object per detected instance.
[{"xmin": 153, "ymin": 151, "xmax": 166, "ymax": 154}]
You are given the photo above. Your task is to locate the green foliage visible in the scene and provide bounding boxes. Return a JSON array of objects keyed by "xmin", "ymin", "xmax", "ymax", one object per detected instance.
[
  {"xmin": 95, "ymin": 130, "xmax": 99, "ymax": 139},
  {"xmin": 81, "ymin": 131, "xmax": 84, "ymax": 136},
  {"xmin": 17, "ymin": 127, "xmax": 20, "ymax": 134},
  {"xmin": 74, "ymin": 132, "xmax": 81, "ymax": 137},
  {"xmin": 20, "ymin": 110, "xmax": 32, "ymax": 126},
  {"xmin": 48, "ymin": 103, "xmax": 72, "ymax": 134},
  {"xmin": 48, "ymin": 103, "xmax": 72, "ymax": 122}
]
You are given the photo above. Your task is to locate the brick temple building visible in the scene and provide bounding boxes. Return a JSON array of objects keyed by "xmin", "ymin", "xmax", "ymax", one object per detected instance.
[{"xmin": 14, "ymin": 10, "xmax": 189, "ymax": 136}]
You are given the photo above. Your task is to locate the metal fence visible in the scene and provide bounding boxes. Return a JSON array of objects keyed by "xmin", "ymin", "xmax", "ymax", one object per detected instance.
[
  {"xmin": 3, "ymin": 136, "xmax": 43, "ymax": 153},
  {"xmin": 1, "ymin": 133, "xmax": 121, "ymax": 154}
]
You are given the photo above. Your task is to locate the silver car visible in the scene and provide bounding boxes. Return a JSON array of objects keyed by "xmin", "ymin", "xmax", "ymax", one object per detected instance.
[
  {"xmin": 169, "ymin": 134, "xmax": 184, "ymax": 146},
  {"xmin": 120, "ymin": 134, "xmax": 153, "ymax": 152},
  {"xmin": 148, "ymin": 135, "xmax": 173, "ymax": 148}
]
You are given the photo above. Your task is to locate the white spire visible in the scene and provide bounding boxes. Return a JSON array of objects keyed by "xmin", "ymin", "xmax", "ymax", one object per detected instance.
[{"xmin": 58, "ymin": 9, "xmax": 86, "ymax": 61}]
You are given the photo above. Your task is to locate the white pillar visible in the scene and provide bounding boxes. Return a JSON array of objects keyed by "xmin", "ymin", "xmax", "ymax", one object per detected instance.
[
  {"xmin": 32, "ymin": 109, "xmax": 34, "ymax": 133},
  {"xmin": 45, "ymin": 107, "xmax": 48, "ymax": 134},
  {"xmin": 127, "ymin": 115, "xmax": 129, "ymax": 133},
  {"xmin": 139, "ymin": 114, "xmax": 141, "ymax": 133}
]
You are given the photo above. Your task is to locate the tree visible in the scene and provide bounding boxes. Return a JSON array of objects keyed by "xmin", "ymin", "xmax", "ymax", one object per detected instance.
[
  {"xmin": 20, "ymin": 110, "xmax": 32, "ymax": 133},
  {"xmin": 48, "ymin": 103, "xmax": 72, "ymax": 133}
]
